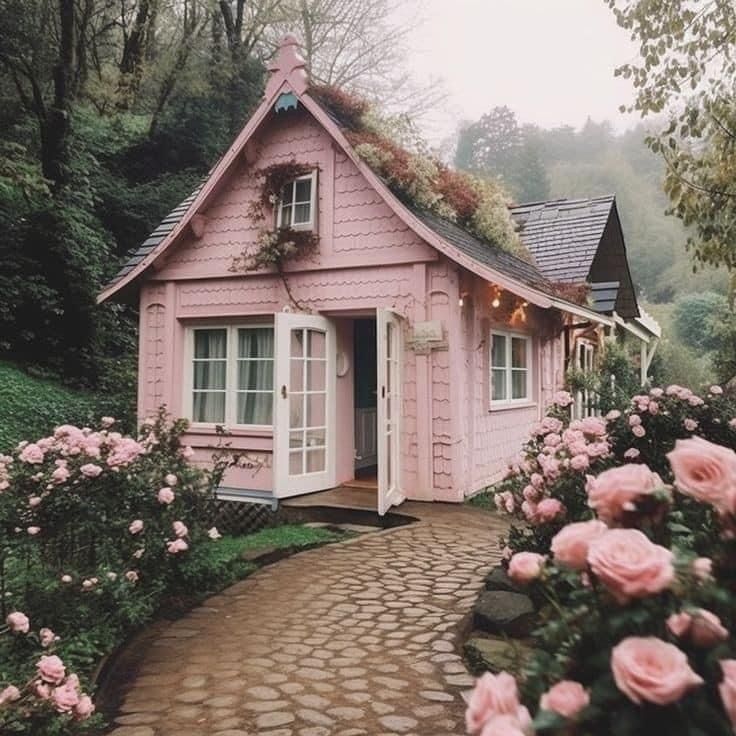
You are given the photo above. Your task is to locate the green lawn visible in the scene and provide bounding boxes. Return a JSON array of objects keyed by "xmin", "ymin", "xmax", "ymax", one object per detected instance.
[{"xmin": 0, "ymin": 361, "xmax": 99, "ymax": 450}]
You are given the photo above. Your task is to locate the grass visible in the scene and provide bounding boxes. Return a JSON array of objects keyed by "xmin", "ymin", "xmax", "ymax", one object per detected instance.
[{"xmin": 0, "ymin": 361, "xmax": 99, "ymax": 451}]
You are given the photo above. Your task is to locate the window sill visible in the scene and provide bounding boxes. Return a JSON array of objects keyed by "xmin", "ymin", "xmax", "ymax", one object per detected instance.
[
  {"xmin": 488, "ymin": 402, "xmax": 538, "ymax": 413},
  {"xmin": 186, "ymin": 423, "xmax": 273, "ymax": 438}
]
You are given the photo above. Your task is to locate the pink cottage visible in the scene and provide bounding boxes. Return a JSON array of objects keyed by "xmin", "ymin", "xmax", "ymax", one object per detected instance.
[{"xmin": 99, "ymin": 36, "xmax": 658, "ymax": 515}]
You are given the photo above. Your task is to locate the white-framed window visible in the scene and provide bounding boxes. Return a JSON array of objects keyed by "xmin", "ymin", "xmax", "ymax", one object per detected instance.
[
  {"xmin": 277, "ymin": 171, "xmax": 317, "ymax": 230},
  {"xmin": 490, "ymin": 331, "xmax": 532, "ymax": 406},
  {"xmin": 189, "ymin": 325, "xmax": 274, "ymax": 427}
]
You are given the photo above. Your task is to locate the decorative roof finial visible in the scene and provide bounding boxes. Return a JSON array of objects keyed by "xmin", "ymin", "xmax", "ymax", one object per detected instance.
[{"xmin": 266, "ymin": 34, "xmax": 308, "ymax": 97}]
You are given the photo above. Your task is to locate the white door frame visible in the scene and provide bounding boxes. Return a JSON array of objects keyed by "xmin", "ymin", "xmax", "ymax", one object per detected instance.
[
  {"xmin": 377, "ymin": 308, "xmax": 405, "ymax": 515},
  {"xmin": 273, "ymin": 312, "xmax": 337, "ymax": 497}
]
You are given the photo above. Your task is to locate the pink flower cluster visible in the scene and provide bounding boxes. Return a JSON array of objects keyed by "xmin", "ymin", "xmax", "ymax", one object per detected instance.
[
  {"xmin": 34, "ymin": 656, "xmax": 95, "ymax": 719},
  {"xmin": 466, "ymin": 672, "xmax": 532, "ymax": 735}
]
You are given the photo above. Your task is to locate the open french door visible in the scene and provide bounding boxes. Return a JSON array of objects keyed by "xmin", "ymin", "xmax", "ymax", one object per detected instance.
[
  {"xmin": 377, "ymin": 308, "xmax": 405, "ymax": 515},
  {"xmin": 274, "ymin": 313, "xmax": 336, "ymax": 497}
]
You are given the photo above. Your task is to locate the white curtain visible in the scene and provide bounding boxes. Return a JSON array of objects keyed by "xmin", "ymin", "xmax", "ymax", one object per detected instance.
[
  {"xmin": 238, "ymin": 328, "xmax": 274, "ymax": 425},
  {"xmin": 193, "ymin": 329, "xmax": 227, "ymax": 422}
]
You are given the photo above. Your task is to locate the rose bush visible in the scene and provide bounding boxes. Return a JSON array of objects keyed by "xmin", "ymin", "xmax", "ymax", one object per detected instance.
[
  {"xmin": 0, "ymin": 411, "xmax": 230, "ymax": 734},
  {"xmin": 492, "ymin": 384, "xmax": 736, "ymax": 555},
  {"xmin": 468, "ymin": 435, "xmax": 736, "ymax": 735}
]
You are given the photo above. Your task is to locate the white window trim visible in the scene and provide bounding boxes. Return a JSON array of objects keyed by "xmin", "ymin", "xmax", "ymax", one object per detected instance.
[
  {"xmin": 276, "ymin": 170, "xmax": 317, "ymax": 231},
  {"xmin": 489, "ymin": 330, "xmax": 533, "ymax": 408},
  {"xmin": 184, "ymin": 323, "xmax": 275, "ymax": 431}
]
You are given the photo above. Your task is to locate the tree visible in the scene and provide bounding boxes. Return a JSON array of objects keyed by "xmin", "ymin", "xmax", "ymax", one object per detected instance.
[
  {"xmin": 454, "ymin": 107, "xmax": 550, "ymax": 203},
  {"xmin": 672, "ymin": 292, "xmax": 726, "ymax": 352},
  {"xmin": 607, "ymin": 0, "xmax": 736, "ymax": 271}
]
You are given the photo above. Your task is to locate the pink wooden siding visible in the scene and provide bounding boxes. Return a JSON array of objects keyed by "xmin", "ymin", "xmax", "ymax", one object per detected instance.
[{"xmin": 136, "ymin": 104, "xmax": 569, "ymax": 502}]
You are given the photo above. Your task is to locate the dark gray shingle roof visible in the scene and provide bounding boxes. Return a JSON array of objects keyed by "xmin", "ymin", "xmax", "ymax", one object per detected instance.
[
  {"xmin": 510, "ymin": 195, "xmax": 615, "ymax": 283},
  {"xmin": 407, "ymin": 205, "xmax": 550, "ymax": 291}
]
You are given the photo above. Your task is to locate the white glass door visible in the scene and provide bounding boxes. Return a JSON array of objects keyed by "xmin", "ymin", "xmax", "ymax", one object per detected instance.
[
  {"xmin": 274, "ymin": 313, "xmax": 336, "ymax": 497},
  {"xmin": 377, "ymin": 308, "xmax": 405, "ymax": 515}
]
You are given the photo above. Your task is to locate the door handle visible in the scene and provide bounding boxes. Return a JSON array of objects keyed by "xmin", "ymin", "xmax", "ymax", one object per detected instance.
[
  {"xmin": 381, "ymin": 386, "xmax": 386, "ymax": 399},
  {"xmin": 281, "ymin": 385, "xmax": 287, "ymax": 399}
]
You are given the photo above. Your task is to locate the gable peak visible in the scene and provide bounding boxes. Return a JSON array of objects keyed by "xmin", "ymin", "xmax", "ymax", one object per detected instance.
[{"xmin": 266, "ymin": 34, "xmax": 308, "ymax": 97}]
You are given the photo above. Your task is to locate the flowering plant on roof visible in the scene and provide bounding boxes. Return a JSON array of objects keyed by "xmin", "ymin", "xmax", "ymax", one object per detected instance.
[{"xmin": 468, "ymin": 437, "xmax": 736, "ymax": 736}]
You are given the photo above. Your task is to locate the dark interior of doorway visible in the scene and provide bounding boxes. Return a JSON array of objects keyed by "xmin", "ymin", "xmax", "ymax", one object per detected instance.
[{"xmin": 351, "ymin": 318, "xmax": 378, "ymax": 487}]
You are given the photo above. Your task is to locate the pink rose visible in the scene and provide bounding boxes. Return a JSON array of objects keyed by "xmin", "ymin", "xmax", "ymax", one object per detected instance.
[
  {"xmin": 508, "ymin": 552, "xmax": 545, "ymax": 584},
  {"xmin": 6, "ymin": 611, "xmax": 29, "ymax": 633},
  {"xmin": 719, "ymin": 660, "xmax": 736, "ymax": 731},
  {"xmin": 0, "ymin": 685, "xmax": 20, "ymax": 705},
  {"xmin": 551, "ymin": 519, "xmax": 608, "ymax": 570},
  {"xmin": 667, "ymin": 437, "xmax": 736, "ymax": 513},
  {"xmin": 479, "ymin": 713, "xmax": 530, "ymax": 736},
  {"xmin": 51, "ymin": 465, "xmax": 70, "ymax": 483},
  {"xmin": 61, "ymin": 574, "xmax": 72, "ymax": 584},
  {"xmin": 586, "ymin": 464, "xmax": 664, "ymax": 523},
  {"xmin": 81, "ymin": 579, "xmax": 95, "ymax": 590},
  {"xmin": 466, "ymin": 672, "xmax": 527, "ymax": 734},
  {"xmin": 522, "ymin": 485, "xmax": 539, "ymax": 502},
  {"xmin": 606, "ymin": 409, "xmax": 621, "ymax": 421},
  {"xmin": 520, "ymin": 500, "xmax": 537, "ymax": 521},
  {"xmin": 580, "ymin": 416, "xmax": 606, "ymax": 437},
  {"xmin": 27, "ymin": 526, "xmax": 40, "ymax": 536},
  {"xmin": 587, "ymin": 529, "xmax": 674, "ymax": 603},
  {"xmin": 207, "ymin": 526, "xmax": 221, "ymax": 540},
  {"xmin": 157, "ymin": 487, "xmax": 175, "ymax": 504},
  {"xmin": 19, "ymin": 443, "xmax": 44, "ymax": 464},
  {"xmin": 37, "ymin": 655, "xmax": 66, "ymax": 684},
  {"xmin": 669, "ymin": 610, "xmax": 729, "ymax": 647},
  {"xmin": 531, "ymin": 473, "xmax": 544, "ymax": 489},
  {"xmin": 629, "ymin": 414, "xmax": 642, "ymax": 427},
  {"xmin": 570, "ymin": 453, "xmax": 589, "ymax": 471},
  {"xmin": 553, "ymin": 391, "xmax": 574, "ymax": 407},
  {"xmin": 692, "ymin": 557, "xmax": 713, "ymax": 582},
  {"xmin": 166, "ymin": 539, "xmax": 189, "ymax": 554},
  {"xmin": 711, "ymin": 385, "xmax": 724, "ymax": 395},
  {"xmin": 535, "ymin": 497, "xmax": 564, "ymax": 523},
  {"xmin": 632, "ymin": 425, "xmax": 646, "ymax": 438},
  {"xmin": 79, "ymin": 463, "xmax": 102, "ymax": 478},
  {"xmin": 165, "ymin": 473, "xmax": 178, "ymax": 486},
  {"xmin": 52, "ymin": 681, "xmax": 80, "ymax": 713},
  {"xmin": 128, "ymin": 519, "xmax": 144, "ymax": 535},
  {"xmin": 101, "ymin": 416, "xmax": 115, "ymax": 427},
  {"xmin": 125, "ymin": 570, "xmax": 139, "ymax": 583},
  {"xmin": 182, "ymin": 445, "xmax": 195, "ymax": 459},
  {"xmin": 623, "ymin": 448, "xmax": 640, "ymax": 460},
  {"xmin": 539, "ymin": 680, "xmax": 589, "ymax": 719},
  {"xmin": 684, "ymin": 418, "xmax": 699, "ymax": 432},
  {"xmin": 612, "ymin": 637, "xmax": 703, "ymax": 705},
  {"xmin": 39, "ymin": 627, "xmax": 56, "ymax": 647},
  {"xmin": 172, "ymin": 521, "xmax": 188, "ymax": 538},
  {"xmin": 74, "ymin": 694, "xmax": 95, "ymax": 720}
]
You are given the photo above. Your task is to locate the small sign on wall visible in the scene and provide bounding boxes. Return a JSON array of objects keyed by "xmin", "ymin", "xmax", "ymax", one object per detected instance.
[
  {"xmin": 409, "ymin": 320, "xmax": 447, "ymax": 354},
  {"xmin": 413, "ymin": 320, "xmax": 443, "ymax": 342}
]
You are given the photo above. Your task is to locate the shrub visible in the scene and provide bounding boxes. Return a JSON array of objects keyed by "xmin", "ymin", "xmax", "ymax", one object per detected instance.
[
  {"xmin": 467, "ymin": 438, "xmax": 736, "ymax": 736},
  {"xmin": 493, "ymin": 384, "xmax": 736, "ymax": 556},
  {"xmin": 0, "ymin": 411, "xmax": 230, "ymax": 734}
]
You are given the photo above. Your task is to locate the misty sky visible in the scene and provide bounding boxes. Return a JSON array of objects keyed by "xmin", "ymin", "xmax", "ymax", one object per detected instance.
[{"xmin": 405, "ymin": 0, "xmax": 638, "ymax": 141}]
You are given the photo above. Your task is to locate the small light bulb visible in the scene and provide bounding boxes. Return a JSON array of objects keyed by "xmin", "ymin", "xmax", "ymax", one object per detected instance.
[
  {"xmin": 491, "ymin": 297, "xmax": 500, "ymax": 308},
  {"xmin": 522, "ymin": 301, "xmax": 528, "ymax": 307},
  {"xmin": 458, "ymin": 296, "xmax": 464, "ymax": 307}
]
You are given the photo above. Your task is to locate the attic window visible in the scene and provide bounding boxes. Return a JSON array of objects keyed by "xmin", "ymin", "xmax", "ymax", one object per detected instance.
[{"xmin": 278, "ymin": 172, "xmax": 316, "ymax": 230}]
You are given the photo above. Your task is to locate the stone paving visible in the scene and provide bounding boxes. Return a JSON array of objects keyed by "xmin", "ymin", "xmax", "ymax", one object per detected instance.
[{"xmin": 107, "ymin": 505, "xmax": 506, "ymax": 736}]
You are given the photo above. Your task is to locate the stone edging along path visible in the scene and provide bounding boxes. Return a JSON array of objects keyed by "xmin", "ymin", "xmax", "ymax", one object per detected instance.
[{"xmin": 104, "ymin": 507, "xmax": 506, "ymax": 736}]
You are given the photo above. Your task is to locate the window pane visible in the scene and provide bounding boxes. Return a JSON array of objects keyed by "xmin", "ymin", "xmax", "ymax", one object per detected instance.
[
  {"xmin": 492, "ymin": 369, "xmax": 507, "ymax": 401},
  {"xmin": 193, "ymin": 392, "xmax": 225, "ymax": 423},
  {"xmin": 512, "ymin": 370, "xmax": 527, "ymax": 400},
  {"xmin": 237, "ymin": 392, "xmax": 273, "ymax": 425},
  {"xmin": 306, "ymin": 448, "xmax": 325, "ymax": 473},
  {"xmin": 307, "ymin": 360, "xmax": 325, "ymax": 391},
  {"xmin": 280, "ymin": 182, "xmax": 294, "ymax": 205},
  {"xmin": 280, "ymin": 204, "xmax": 292, "ymax": 228},
  {"xmin": 293, "ymin": 203, "xmax": 311, "ymax": 224},
  {"xmin": 238, "ymin": 360, "xmax": 273, "ymax": 391},
  {"xmin": 307, "ymin": 330, "xmax": 325, "ymax": 358},
  {"xmin": 295, "ymin": 178, "xmax": 311, "ymax": 202},
  {"xmin": 491, "ymin": 334, "xmax": 506, "ymax": 368},
  {"xmin": 511, "ymin": 337, "xmax": 527, "ymax": 369},
  {"xmin": 194, "ymin": 329, "xmax": 226, "ymax": 359},
  {"xmin": 194, "ymin": 361, "xmax": 226, "ymax": 390},
  {"xmin": 238, "ymin": 328, "xmax": 273, "ymax": 358}
]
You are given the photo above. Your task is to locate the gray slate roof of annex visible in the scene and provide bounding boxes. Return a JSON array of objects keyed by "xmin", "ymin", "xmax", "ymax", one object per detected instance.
[{"xmin": 510, "ymin": 195, "xmax": 615, "ymax": 283}]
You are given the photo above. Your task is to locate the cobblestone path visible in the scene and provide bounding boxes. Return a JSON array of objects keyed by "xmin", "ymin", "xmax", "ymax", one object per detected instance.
[{"xmin": 108, "ymin": 506, "xmax": 505, "ymax": 736}]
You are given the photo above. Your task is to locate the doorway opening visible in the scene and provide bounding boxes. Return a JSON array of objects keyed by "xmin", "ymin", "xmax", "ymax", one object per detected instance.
[{"xmin": 351, "ymin": 318, "xmax": 378, "ymax": 489}]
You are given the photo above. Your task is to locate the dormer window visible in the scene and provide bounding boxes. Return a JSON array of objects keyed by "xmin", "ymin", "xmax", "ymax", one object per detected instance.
[{"xmin": 278, "ymin": 172, "xmax": 317, "ymax": 230}]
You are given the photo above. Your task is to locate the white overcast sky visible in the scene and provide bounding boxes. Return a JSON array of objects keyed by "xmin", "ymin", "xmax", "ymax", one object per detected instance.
[{"xmin": 402, "ymin": 0, "xmax": 639, "ymax": 142}]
